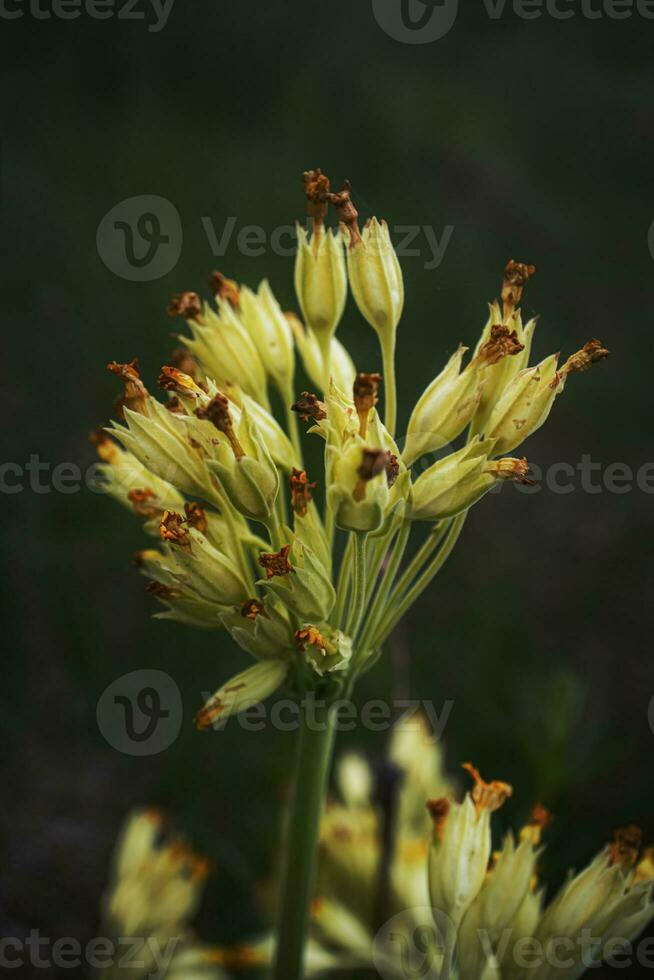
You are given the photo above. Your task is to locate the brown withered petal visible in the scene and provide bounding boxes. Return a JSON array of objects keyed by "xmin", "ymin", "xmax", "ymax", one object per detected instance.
[
  {"xmin": 294, "ymin": 626, "xmax": 325, "ymax": 650},
  {"xmin": 609, "ymin": 825, "xmax": 642, "ymax": 870},
  {"xmin": 196, "ymin": 393, "xmax": 233, "ymax": 433},
  {"xmin": 241, "ymin": 599, "xmax": 265, "ymax": 621},
  {"xmin": 145, "ymin": 581, "xmax": 181, "ymax": 600},
  {"xmin": 462, "ymin": 762, "xmax": 513, "ymax": 814},
  {"xmin": 501, "ymin": 259, "xmax": 536, "ymax": 317},
  {"xmin": 159, "ymin": 510, "xmax": 191, "ymax": 550},
  {"xmin": 258, "ymin": 544, "xmax": 294, "ymax": 579},
  {"xmin": 291, "ymin": 392, "xmax": 327, "ymax": 423},
  {"xmin": 357, "ymin": 448, "xmax": 389, "ymax": 483},
  {"xmin": 385, "ymin": 452, "xmax": 400, "ymax": 488},
  {"xmin": 529, "ymin": 803, "xmax": 554, "ymax": 831},
  {"xmin": 477, "ymin": 325, "xmax": 525, "ymax": 366},
  {"xmin": 167, "ymin": 291, "xmax": 202, "ymax": 320},
  {"xmin": 107, "ymin": 359, "xmax": 149, "ymax": 416},
  {"xmin": 290, "ymin": 468, "xmax": 318, "ymax": 518},
  {"xmin": 562, "ymin": 339, "xmax": 610, "ymax": 376},
  {"xmin": 327, "ymin": 179, "xmax": 361, "ymax": 244},
  {"xmin": 209, "ymin": 270, "xmax": 240, "ymax": 310},
  {"xmin": 127, "ymin": 487, "xmax": 160, "ymax": 519},
  {"xmin": 165, "ymin": 396, "xmax": 185, "ymax": 415},
  {"xmin": 184, "ymin": 501, "xmax": 208, "ymax": 534},
  {"xmin": 90, "ymin": 429, "xmax": 119, "ymax": 463},
  {"xmin": 488, "ymin": 457, "xmax": 534, "ymax": 485},
  {"xmin": 426, "ymin": 798, "xmax": 451, "ymax": 840},
  {"xmin": 158, "ymin": 365, "xmax": 199, "ymax": 394},
  {"xmin": 303, "ymin": 168, "xmax": 331, "ymax": 225}
]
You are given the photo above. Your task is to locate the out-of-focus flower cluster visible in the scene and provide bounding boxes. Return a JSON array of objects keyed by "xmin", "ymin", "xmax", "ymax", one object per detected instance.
[
  {"xmin": 221, "ymin": 716, "xmax": 654, "ymax": 980},
  {"xmin": 95, "ymin": 170, "xmax": 608, "ymax": 728}
]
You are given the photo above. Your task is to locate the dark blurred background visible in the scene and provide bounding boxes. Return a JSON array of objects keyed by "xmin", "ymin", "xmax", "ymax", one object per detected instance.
[{"xmin": 2, "ymin": 1, "xmax": 654, "ymax": 976}]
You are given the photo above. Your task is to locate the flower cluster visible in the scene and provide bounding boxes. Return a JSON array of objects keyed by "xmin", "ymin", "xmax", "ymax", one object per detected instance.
[
  {"xmin": 222, "ymin": 716, "xmax": 654, "ymax": 980},
  {"xmin": 95, "ymin": 170, "xmax": 608, "ymax": 729}
]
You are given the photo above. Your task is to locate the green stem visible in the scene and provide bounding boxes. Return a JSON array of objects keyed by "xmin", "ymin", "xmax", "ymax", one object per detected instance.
[
  {"xmin": 372, "ymin": 511, "xmax": 468, "ymax": 648},
  {"xmin": 380, "ymin": 333, "xmax": 397, "ymax": 437},
  {"xmin": 272, "ymin": 705, "xmax": 337, "ymax": 980},
  {"xmin": 345, "ymin": 531, "xmax": 368, "ymax": 640},
  {"xmin": 386, "ymin": 520, "xmax": 449, "ymax": 609},
  {"xmin": 334, "ymin": 534, "xmax": 353, "ymax": 629},
  {"xmin": 359, "ymin": 517, "xmax": 411, "ymax": 654}
]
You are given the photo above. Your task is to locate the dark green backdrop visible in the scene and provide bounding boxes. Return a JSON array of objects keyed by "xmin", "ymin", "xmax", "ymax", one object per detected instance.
[{"xmin": 2, "ymin": 1, "xmax": 653, "ymax": 976}]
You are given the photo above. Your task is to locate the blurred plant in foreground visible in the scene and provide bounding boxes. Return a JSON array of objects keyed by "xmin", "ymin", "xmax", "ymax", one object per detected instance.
[{"xmin": 95, "ymin": 170, "xmax": 609, "ymax": 980}]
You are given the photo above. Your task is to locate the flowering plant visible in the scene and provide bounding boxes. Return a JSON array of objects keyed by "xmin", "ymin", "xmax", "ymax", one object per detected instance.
[{"xmin": 96, "ymin": 170, "xmax": 609, "ymax": 979}]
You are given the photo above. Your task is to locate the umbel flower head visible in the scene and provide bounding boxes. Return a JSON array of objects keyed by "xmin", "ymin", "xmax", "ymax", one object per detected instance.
[
  {"xmin": 224, "ymin": 717, "xmax": 654, "ymax": 980},
  {"xmin": 95, "ymin": 170, "xmax": 609, "ymax": 728}
]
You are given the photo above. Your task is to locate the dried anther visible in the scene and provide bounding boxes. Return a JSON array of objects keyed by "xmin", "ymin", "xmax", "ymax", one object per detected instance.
[
  {"xmin": 258, "ymin": 544, "xmax": 294, "ymax": 579},
  {"xmin": 426, "ymin": 798, "xmax": 451, "ymax": 839},
  {"xmin": 462, "ymin": 762, "xmax": 513, "ymax": 814},
  {"xmin": 609, "ymin": 825, "xmax": 642, "ymax": 870},
  {"xmin": 385, "ymin": 452, "xmax": 400, "ymax": 488},
  {"xmin": 353, "ymin": 372, "xmax": 383, "ymax": 437},
  {"xmin": 90, "ymin": 429, "xmax": 118, "ymax": 463},
  {"xmin": 107, "ymin": 358, "xmax": 148, "ymax": 417},
  {"xmin": 184, "ymin": 501, "xmax": 208, "ymax": 534},
  {"xmin": 209, "ymin": 270, "xmax": 240, "ymax": 310},
  {"xmin": 159, "ymin": 510, "xmax": 192, "ymax": 550},
  {"xmin": 327, "ymin": 179, "xmax": 361, "ymax": 245},
  {"xmin": 167, "ymin": 291, "xmax": 202, "ymax": 320},
  {"xmin": 486, "ymin": 457, "xmax": 534, "ymax": 485},
  {"xmin": 158, "ymin": 366, "xmax": 200, "ymax": 395},
  {"xmin": 294, "ymin": 626, "xmax": 326, "ymax": 650},
  {"xmin": 291, "ymin": 392, "xmax": 327, "ymax": 423},
  {"xmin": 561, "ymin": 339, "xmax": 610, "ymax": 377},
  {"xmin": 241, "ymin": 599, "xmax": 265, "ymax": 621},
  {"xmin": 196, "ymin": 394, "xmax": 245, "ymax": 458},
  {"xmin": 303, "ymin": 168, "xmax": 331, "ymax": 230},
  {"xmin": 476, "ymin": 325, "xmax": 525, "ymax": 366},
  {"xmin": 127, "ymin": 487, "xmax": 160, "ymax": 518},
  {"xmin": 146, "ymin": 581, "xmax": 181, "ymax": 600},
  {"xmin": 502, "ymin": 259, "xmax": 536, "ymax": 317},
  {"xmin": 290, "ymin": 468, "xmax": 317, "ymax": 518}
]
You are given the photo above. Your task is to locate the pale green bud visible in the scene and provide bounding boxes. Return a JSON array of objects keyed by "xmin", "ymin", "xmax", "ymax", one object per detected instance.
[
  {"xmin": 240, "ymin": 394, "xmax": 298, "ymax": 470},
  {"xmin": 259, "ymin": 538, "xmax": 335, "ymax": 622},
  {"xmin": 195, "ymin": 658, "xmax": 289, "ymax": 730},
  {"xmin": 403, "ymin": 346, "xmax": 483, "ymax": 467},
  {"xmin": 294, "ymin": 624, "xmax": 352, "ymax": 677},
  {"xmin": 346, "ymin": 217, "xmax": 404, "ymax": 343},
  {"xmin": 287, "ymin": 312, "xmax": 356, "ymax": 395},
  {"xmin": 207, "ymin": 409, "xmax": 280, "ymax": 524},
  {"xmin": 240, "ymin": 280, "xmax": 295, "ymax": 397},
  {"xmin": 94, "ymin": 437, "xmax": 185, "ymax": 531},
  {"xmin": 135, "ymin": 547, "xmax": 226, "ymax": 629},
  {"xmin": 220, "ymin": 598, "xmax": 295, "ymax": 661},
  {"xmin": 160, "ymin": 522, "xmax": 248, "ymax": 607},
  {"xmin": 410, "ymin": 439, "xmax": 496, "ymax": 522},
  {"xmin": 294, "ymin": 226, "xmax": 347, "ymax": 355},
  {"xmin": 486, "ymin": 354, "xmax": 562, "ymax": 454},
  {"xmin": 179, "ymin": 300, "xmax": 269, "ymax": 408},
  {"xmin": 327, "ymin": 441, "xmax": 391, "ymax": 533}
]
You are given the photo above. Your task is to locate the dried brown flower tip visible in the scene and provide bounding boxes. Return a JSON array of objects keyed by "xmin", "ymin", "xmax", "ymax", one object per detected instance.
[
  {"xmin": 127, "ymin": 487, "xmax": 160, "ymax": 519},
  {"xmin": 158, "ymin": 365, "xmax": 200, "ymax": 395},
  {"xmin": 303, "ymin": 168, "xmax": 331, "ymax": 229},
  {"xmin": 159, "ymin": 510, "xmax": 192, "ymax": 550},
  {"xmin": 353, "ymin": 448, "xmax": 388, "ymax": 503},
  {"xmin": 258, "ymin": 544, "xmax": 294, "ymax": 579},
  {"xmin": 462, "ymin": 762, "xmax": 513, "ymax": 814},
  {"xmin": 609, "ymin": 825, "xmax": 642, "ymax": 870},
  {"xmin": 209, "ymin": 270, "xmax": 240, "ymax": 310},
  {"xmin": 184, "ymin": 501, "xmax": 208, "ymax": 534},
  {"xmin": 90, "ymin": 429, "xmax": 119, "ymax": 463},
  {"xmin": 476, "ymin": 325, "xmax": 525, "ymax": 367},
  {"xmin": 165, "ymin": 396, "xmax": 185, "ymax": 415},
  {"xmin": 294, "ymin": 626, "xmax": 326, "ymax": 650},
  {"xmin": 291, "ymin": 392, "xmax": 327, "ymax": 423},
  {"xmin": 353, "ymin": 372, "xmax": 383, "ymax": 437},
  {"xmin": 520, "ymin": 803, "xmax": 554, "ymax": 846},
  {"xmin": 290, "ymin": 468, "xmax": 318, "ymax": 518},
  {"xmin": 426, "ymin": 798, "xmax": 451, "ymax": 840},
  {"xmin": 561, "ymin": 339, "xmax": 610, "ymax": 377},
  {"xmin": 502, "ymin": 259, "xmax": 536, "ymax": 318},
  {"xmin": 167, "ymin": 291, "xmax": 202, "ymax": 320},
  {"xmin": 145, "ymin": 581, "xmax": 181, "ymax": 600},
  {"xmin": 486, "ymin": 456, "xmax": 534, "ymax": 485},
  {"xmin": 241, "ymin": 599, "xmax": 265, "ymax": 621},
  {"xmin": 327, "ymin": 179, "xmax": 361, "ymax": 245},
  {"xmin": 170, "ymin": 347, "xmax": 199, "ymax": 378},
  {"xmin": 107, "ymin": 358, "xmax": 149, "ymax": 417},
  {"xmin": 196, "ymin": 394, "xmax": 245, "ymax": 458},
  {"xmin": 385, "ymin": 452, "xmax": 400, "ymax": 488}
]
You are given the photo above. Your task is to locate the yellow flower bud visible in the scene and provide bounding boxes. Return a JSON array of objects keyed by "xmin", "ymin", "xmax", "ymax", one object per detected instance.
[
  {"xmin": 287, "ymin": 312, "xmax": 356, "ymax": 395},
  {"xmin": 294, "ymin": 225, "xmax": 347, "ymax": 361},
  {"xmin": 259, "ymin": 538, "xmax": 335, "ymax": 622},
  {"xmin": 486, "ymin": 354, "xmax": 562, "ymax": 454},
  {"xmin": 239, "ymin": 280, "xmax": 295, "ymax": 397},
  {"xmin": 159, "ymin": 519, "xmax": 248, "ymax": 607},
  {"xmin": 195, "ymin": 659, "xmax": 289, "ymax": 730},
  {"xmin": 207, "ymin": 407, "xmax": 280, "ymax": 525},
  {"xmin": 327, "ymin": 442, "xmax": 393, "ymax": 533},
  {"xmin": 346, "ymin": 217, "xmax": 404, "ymax": 343},
  {"xmin": 409, "ymin": 439, "xmax": 496, "ymax": 522}
]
